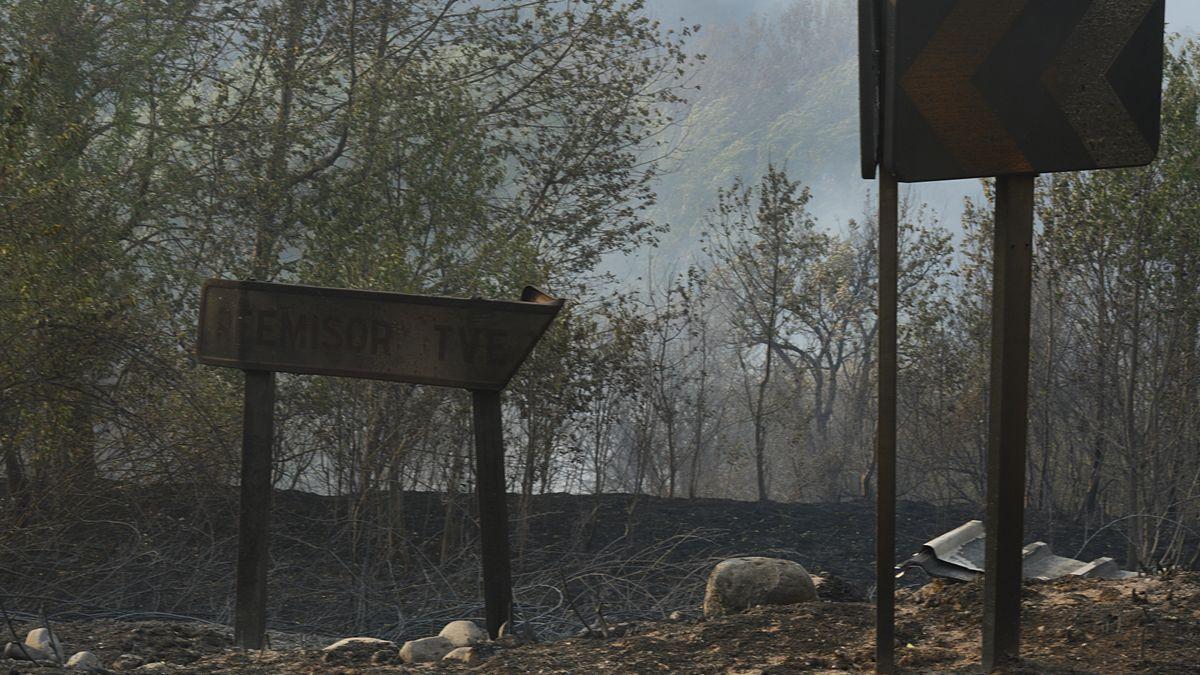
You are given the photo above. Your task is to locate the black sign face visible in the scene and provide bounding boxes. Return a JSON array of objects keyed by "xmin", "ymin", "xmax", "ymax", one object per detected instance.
[
  {"xmin": 878, "ymin": 0, "xmax": 1165, "ymax": 183},
  {"xmin": 197, "ymin": 280, "xmax": 563, "ymax": 390}
]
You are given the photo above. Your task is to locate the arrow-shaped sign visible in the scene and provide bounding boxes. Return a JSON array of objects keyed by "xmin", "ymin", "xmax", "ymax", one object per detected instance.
[
  {"xmin": 899, "ymin": 0, "xmax": 1032, "ymax": 176},
  {"xmin": 1044, "ymin": 0, "xmax": 1158, "ymax": 167},
  {"xmin": 881, "ymin": 0, "xmax": 1165, "ymax": 182},
  {"xmin": 197, "ymin": 279, "xmax": 563, "ymax": 390}
]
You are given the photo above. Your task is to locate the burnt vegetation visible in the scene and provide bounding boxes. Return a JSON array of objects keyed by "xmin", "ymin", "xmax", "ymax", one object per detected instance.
[{"xmin": 1, "ymin": 0, "xmax": 1199, "ymax": 664}]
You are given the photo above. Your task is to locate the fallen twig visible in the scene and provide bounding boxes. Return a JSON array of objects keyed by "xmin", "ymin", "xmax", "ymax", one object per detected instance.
[
  {"xmin": 39, "ymin": 603, "xmax": 62, "ymax": 664},
  {"xmin": 560, "ymin": 572, "xmax": 594, "ymax": 637}
]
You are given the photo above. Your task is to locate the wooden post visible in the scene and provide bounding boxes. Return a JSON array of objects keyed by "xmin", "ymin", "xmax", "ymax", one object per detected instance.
[
  {"xmin": 982, "ymin": 174, "xmax": 1035, "ymax": 670},
  {"xmin": 471, "ymin": 389, "xmax": 512, "ymax": 638},
  {"xmin": 875, "ymin": 170, "xmax": 898, "ymax": 674},
  {"xmin": 234, "ymin": 369, "xmax": 275, "ymax": 650}
]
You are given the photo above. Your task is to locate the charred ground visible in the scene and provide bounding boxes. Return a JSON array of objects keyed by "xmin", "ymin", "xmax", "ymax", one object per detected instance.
[{"xmin": 0, "ymin": 486, "xmax": 1158, "ymax": 672}]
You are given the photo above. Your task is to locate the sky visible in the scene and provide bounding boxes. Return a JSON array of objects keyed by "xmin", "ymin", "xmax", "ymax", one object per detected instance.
[{"xmin": 1167, "ymin": 3, "xmax": 1200, "ymax": 35}]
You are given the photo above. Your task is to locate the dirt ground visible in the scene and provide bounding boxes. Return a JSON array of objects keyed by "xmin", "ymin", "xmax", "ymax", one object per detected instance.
[{"xmin": 4, "ymin": 572, "xmax": 1197, "ymax": 673}]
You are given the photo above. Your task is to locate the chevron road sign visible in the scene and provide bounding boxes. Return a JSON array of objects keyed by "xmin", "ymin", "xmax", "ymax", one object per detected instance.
[
  {"xmin": 859, "ymin": 2, "xmax": 1166, "ymax": 672},
  {"xmin": 874, "ymin": 0, "xmax": 1165, "ymax": 183}
]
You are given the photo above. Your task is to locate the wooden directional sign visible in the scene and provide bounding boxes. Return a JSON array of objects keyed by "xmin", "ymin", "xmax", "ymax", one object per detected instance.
[
  {"xmin": 198, "ymin": 279, "xmax": 563, "ymax": 648},
  {"xmin": 879, "ymin": 0, "xmax": 1165, "ymax": 183},
  {"xmin": 197, "ymin": 279, "xmax": 563, "ymax": 391}
]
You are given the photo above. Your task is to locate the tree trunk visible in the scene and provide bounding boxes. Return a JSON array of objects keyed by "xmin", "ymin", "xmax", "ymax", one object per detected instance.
[
  {"xmin": 1083, "ymin": 258, "xmax": 1109, "ymax": 521},
  {"xmin": 440, "ymin": 442, "xmax": 464, "ymax": 564},
  {"xmin": 253, "ymin": 0, "xmax": 304, "ymax": 278}
]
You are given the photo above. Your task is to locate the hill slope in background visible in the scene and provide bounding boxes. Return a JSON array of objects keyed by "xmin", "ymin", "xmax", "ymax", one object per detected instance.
[
  {"xmin": 633, "ymin": 0, "xmax": 985, "ymax": 273},
  {"xmin": 644, "ymin": 1, "xmax": 860, "ymax": 259},
  {"xmin": 638, "ymin": 1, "xmax": 1199, "ymax": 271}
]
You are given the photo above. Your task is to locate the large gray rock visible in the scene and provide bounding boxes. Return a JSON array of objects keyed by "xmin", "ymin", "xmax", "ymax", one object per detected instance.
[
  {"xmin": 398, "ymin": 636, "xmax": 454, "ymax": 664},
  {"xmin": 438, "ymin": 620, "xmax": 488, "ymax": 647},
  {"xmin": 25, "ymin": 628, "xmax": 62, "ymax": 661},
  {"xmin": 702, "ymin": 557, "xmax": 818, "ymax": 618}
]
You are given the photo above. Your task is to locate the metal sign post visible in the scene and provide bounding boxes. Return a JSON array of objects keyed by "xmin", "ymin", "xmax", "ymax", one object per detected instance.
[
  {"xmin": 860, "ymin": 1, "xmax": 897, "ymax": 671},
  {"xmin": 197, "ymin": 280, "xmax": 564, "ymax": 648},
  {"xmin": 861, "ymin": 1, "xmax": 1164, "ymax": 671},
  {"xmin": 875, "ymin": 170, "xmax": 898, "ymax": 674},
  {"xmin": 982, "ymin": 174, "xmax": 1035, "ymax": 668}
]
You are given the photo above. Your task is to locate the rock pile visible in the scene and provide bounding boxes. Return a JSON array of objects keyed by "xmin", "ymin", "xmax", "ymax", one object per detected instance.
[
  {"xmin": 4, "ymin": 626, "xmax": 104, "ymax": 671},
  {"xmin": 322, "ymin": 618, "xmax": 493, "ymax": 666}
]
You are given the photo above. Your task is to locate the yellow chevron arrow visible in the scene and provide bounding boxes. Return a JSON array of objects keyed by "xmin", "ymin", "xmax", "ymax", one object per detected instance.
[
  {"xmin": 900, "ymin": 0, "xmax": 1033, "ymax": 174},
  {"xmin": 1043, "ymin": 0, "xmax": 1158, "ymax": 166}
]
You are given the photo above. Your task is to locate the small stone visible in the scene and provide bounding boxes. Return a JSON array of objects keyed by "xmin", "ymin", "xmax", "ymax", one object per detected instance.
[
  {"xmin": 442, "ymin": 646, "xmax": 479, "ymax": 666},
  {"xmin": 25, "ymin": 627, "xmax": 63, "ymax": 661},
  {"xmin": 321, "ymin": 636, "xmax": 395, "ymax": 652},
  {"xmin": 66, "ymin": 650, "xmax": 103, "ymax": 671},
  {"xmin": 4, "ymin": 641, "xmax": 48, "ymax": 661},
  {"xmin": 669, "ymin": 610, "xmax": 688, "ymax": 621},
  {"xmin": 111, "ymin": 653, "xmax": 146, "ymax": 671},
  {"xmin": 136, "ymin": 662, "xmax": 182, "ymax": 672},
  {"xmin": 574, "ymin": 621, "xmax": 632, "ymax": 638},
  {"xmin": 370, "ymin": 649, "xmax": 397, "ymax": 664},
  {"xmin": 399, "ymin": 636, "xmax": 454, "ymax": 664},
  {"xmin": 438, "ymin": 620, "xmax": 488, "ymax": 647}
]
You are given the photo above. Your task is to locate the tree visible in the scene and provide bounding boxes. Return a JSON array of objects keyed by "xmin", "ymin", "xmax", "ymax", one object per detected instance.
[{"xmin": 704, "ymin": 165, "xmax": 821, "ymax": 502}]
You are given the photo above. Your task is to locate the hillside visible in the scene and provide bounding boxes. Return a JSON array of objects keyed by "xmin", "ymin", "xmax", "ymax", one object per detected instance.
[
  {"xmin": 629, "ymin": 0, "xmax": 992, "ymax": 277},
  {"xmin": 644, "ymin": 1, "xmax": 861, "ymax": 258}
]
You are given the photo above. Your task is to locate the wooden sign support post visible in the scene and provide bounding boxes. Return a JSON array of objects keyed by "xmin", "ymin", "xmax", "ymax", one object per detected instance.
[
  {"xmin": 234, "ymin": 370, "xmax": 275, "ymax": 650},
  {"xmin": 198, "ymin": 280, "xmax": 563, "ymax": 651},
  {"xmin": 471, "ymin": 389, "xmax": 513, "ymax": 638},
  {"xmin": 982, "ymin": 174, "xmax": 1035, "ymax": 670},
  {"xmin": 874, "ymin": 171, "xmax": 898, "ymax": 675}
]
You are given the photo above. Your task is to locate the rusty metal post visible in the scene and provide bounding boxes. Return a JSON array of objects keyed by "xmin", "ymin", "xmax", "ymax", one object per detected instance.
[
  {"xmin": 875, "ymin": 170, "xmax": 898, "ymax": 674},
  {"xmin": 471, "ymin": 389, "xmax": 512, "ymax": 638},
  {"xmin": 234, "ymin": 369, "xmax": 275, "ymax": 649},
  {"xmin": 982, "ymin": 174, "xmax": 1035, "ymax": 671}
]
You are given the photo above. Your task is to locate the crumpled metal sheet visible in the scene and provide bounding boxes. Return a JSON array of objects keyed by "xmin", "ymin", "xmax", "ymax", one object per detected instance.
[{"xmin": 898, "ymin": 520, "xmax": 1136, "ymax": 581}]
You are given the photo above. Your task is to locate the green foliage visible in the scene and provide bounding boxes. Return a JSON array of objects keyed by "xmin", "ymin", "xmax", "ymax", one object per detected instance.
[{"xmin": 0, "ymin": 0, "xmax": 697, "ymax": 511}]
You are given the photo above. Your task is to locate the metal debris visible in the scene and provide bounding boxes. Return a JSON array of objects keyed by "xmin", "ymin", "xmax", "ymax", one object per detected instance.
[{"xmin": 898, "ymin": 520, "xmax": 1136, "ymax": 582}]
